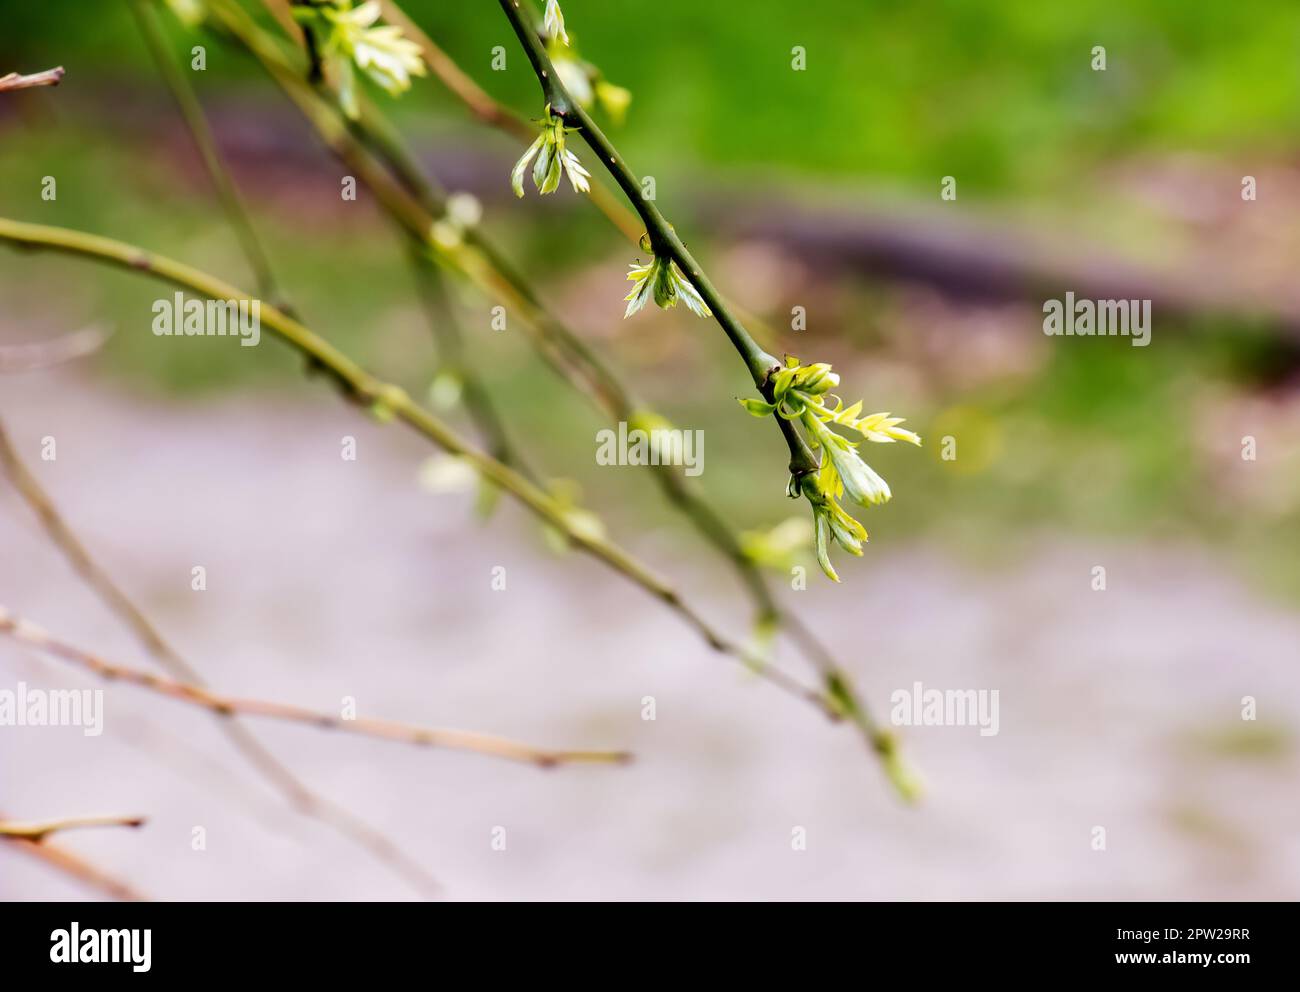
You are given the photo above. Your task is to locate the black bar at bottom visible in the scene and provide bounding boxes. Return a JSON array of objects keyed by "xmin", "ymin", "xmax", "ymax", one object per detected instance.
[{"xmin": 0, "ymin": 901, "xmax": 1285, "ymax": 979}]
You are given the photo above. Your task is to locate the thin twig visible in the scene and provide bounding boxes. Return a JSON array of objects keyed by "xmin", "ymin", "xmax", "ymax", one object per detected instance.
[
  {"xmin": 382, "ymin": 1, "xmax": 524, "ymax": 136},
  {"xmin": 0, "ymin": 67, "xmax": 65, "ymax": 93},
  {"xmin": 0, "ymin": 606, "xmax": 633, "ymax": 767},
  {"xmin": 0, "ymin": 810, "xmax": 146, "ymax": 901},
  {"xmin": 262, "ymin": 0, "xmax": 299, "ymax": 37},
  {"xmin": 0, "ymin": 815, "xmax": 146, "ymax": 842}
]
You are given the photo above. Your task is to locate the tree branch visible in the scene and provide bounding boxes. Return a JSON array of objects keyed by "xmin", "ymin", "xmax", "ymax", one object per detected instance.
[
  {"xmin": 0, "ymin": 216, "xmax": 837, "ymax": 725},
  {"xmin": 0, "ymin": 67, "xmax": 65, "ymax": 93},
  {"xmin": 494, "ymin": 0, "xmax": 818, "ymax": 479},
  {"xmin": 0, "ymin": 815, "xmax": 146, "ymax": 842},
  {"xmin": 0, "ymin": 606, "xmax": 631, "ymax": 767},
  {"xmin": 0, "ymin": 809, "xmax": 146, "ymax": 901}
]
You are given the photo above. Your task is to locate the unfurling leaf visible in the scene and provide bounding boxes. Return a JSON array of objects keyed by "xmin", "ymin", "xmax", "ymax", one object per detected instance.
[
  {"xmin": 543, "ymin": 0, "xmax": 569, "ymax": 46},
  {"xmin": 738, "ymin": 398, "xmax": 776, "ymax": 418},
  {"xmin": 296, "ymin": 0, "xmax": 426, "ymax": 118},
  {"xmin": 511, "ymin": 107, "xmax": 591, "ymax": 197},
  {"xmin": 749, "ymin": 357, "xmax": 922, "ymax": 577},
  {"xmin": 623, "ymin": 253, "xmax": 711, "ymax": 318}
]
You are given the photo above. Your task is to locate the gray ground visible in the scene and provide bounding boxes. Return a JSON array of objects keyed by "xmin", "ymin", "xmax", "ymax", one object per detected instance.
[{"xmin": 2, "ymin": 370, "xmax": 1297, "ymax": 900}]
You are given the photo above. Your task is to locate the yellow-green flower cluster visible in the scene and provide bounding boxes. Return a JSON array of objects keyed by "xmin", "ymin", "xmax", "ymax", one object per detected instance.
[
  {"xmin": 740, "ymin": 357, "xmax": 921, "ymax": 581},
  {"xmin": 543, "ymin": 0, "xmax": 569, "ymax": 47},
  {"xmin": 511, "ymin": 106, "xmax": 592, "ymax": 197},
  {"xmin": 624, "ymin": 252, "xmax": 711, "ymax": 319},
  {"xmin": 294, "ymin": 1, "xmax": 426, "ymax": 119}
]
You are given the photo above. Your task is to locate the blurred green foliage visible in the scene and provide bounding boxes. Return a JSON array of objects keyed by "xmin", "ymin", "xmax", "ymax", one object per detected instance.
[{"xmin": 8, "ymin": 0, "xmax": 1300, "ymax": 191}]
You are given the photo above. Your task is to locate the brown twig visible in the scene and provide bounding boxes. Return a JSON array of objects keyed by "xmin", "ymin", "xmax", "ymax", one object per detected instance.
[
  {"xmin": 0, "ymin": 605, "xmax": 632, "ymax": 767},
  {"xmin": 0, "ymin": 815, "xmax": 146, "ymax": 842},
  {"xmin": 0, "ymin": 67, "xmax": 65, "ymax": 93},
  {"xmin": 0, "ymin": 808, "xmax": 146, "ymax": 901},
  {"xmin": 3, "ymin": 841, "xmax": 145, "ymax": 901}
]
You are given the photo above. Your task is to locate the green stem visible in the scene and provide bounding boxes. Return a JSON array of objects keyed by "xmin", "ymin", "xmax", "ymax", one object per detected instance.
[
  {"xmin": 495, "ymin": 0, "xmax": 817, "ymax": 479},
  {"xmin": 491, "ymin": 0, "xmax": 924, "ymax": 795}
]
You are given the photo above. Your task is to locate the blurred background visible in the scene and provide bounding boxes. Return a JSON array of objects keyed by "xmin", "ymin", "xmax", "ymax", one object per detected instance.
[{"xmin": 2, "ymin": 0, "xmax": 1298, "ymax": 899}]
